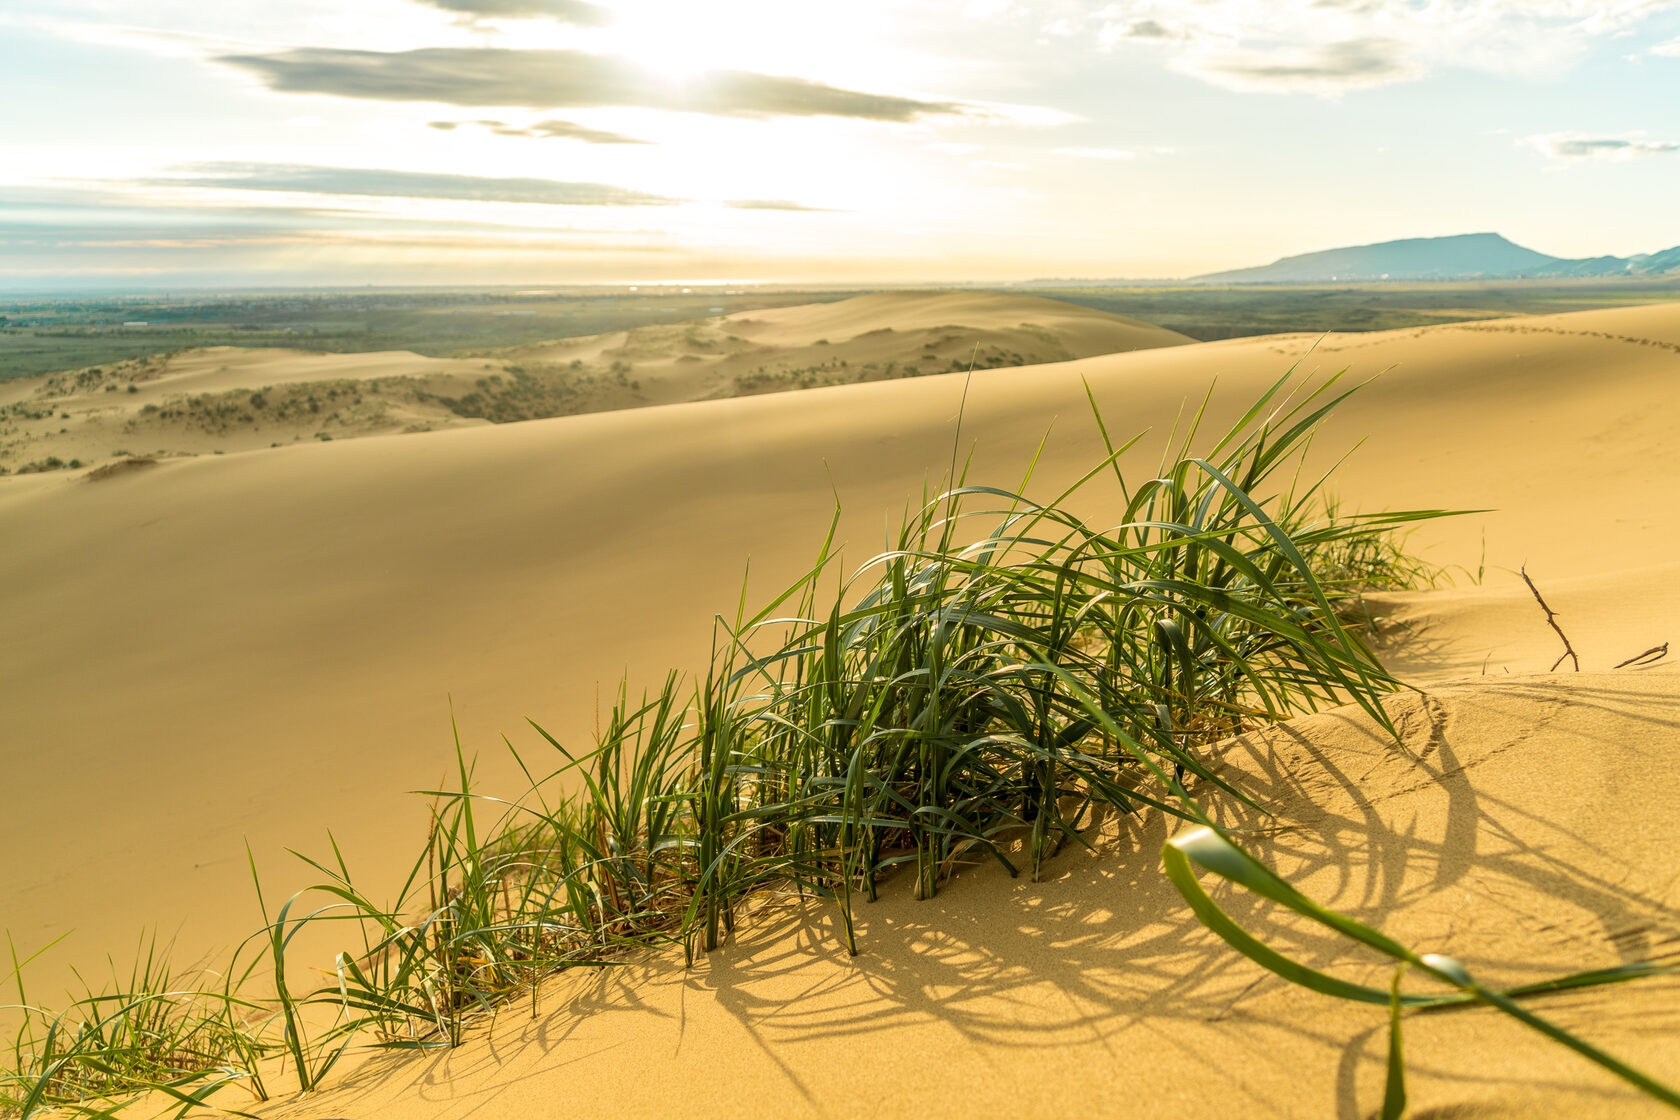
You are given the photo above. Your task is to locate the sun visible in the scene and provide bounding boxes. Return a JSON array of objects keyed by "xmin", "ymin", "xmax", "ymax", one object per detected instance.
[{"xmin": 602, "ymin": 1, "xmax": 855, "ymax": 81}]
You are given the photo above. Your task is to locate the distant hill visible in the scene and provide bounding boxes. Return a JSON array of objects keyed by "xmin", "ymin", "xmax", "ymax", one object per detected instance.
[
  {"xmin": 1194, "ymin": 232, "xmax": 1680, "ymax": 283},
  {"xmin": 1633, "ymin": 245, "xmax": 1680, "ymax": 274}
]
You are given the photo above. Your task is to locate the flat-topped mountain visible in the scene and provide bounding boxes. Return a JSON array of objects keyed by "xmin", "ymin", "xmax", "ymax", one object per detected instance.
[{"xmin": 1196, "ymin": 232, "xmax": 1680, "ymax": 283}]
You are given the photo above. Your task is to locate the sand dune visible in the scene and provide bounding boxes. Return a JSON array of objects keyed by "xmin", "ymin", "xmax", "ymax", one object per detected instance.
[
  {"xmin": 132, "ymin": 347, "xmax": 497, "ymax": 395},
  {"xmin": 511, "ymin": 290, "xmax": 1190, "ymax": 374},
  {"xmin": 715, "ymin": 289, "xmax": 1188, "ymax": 353},
  {"xmin": 3, "ymin": 300, "xmax": 1678, "ymax": 1114},
  {"xmin": 0, "ymin": 347, "xmax": 495, "ymax": 467},
  {"xmin": 493, "ymin": 290, "xmax": 1192, "ymax": 414},
  {"xmin": 0, "ymin": 292, "xmax": 1189, "ymax": 472}
]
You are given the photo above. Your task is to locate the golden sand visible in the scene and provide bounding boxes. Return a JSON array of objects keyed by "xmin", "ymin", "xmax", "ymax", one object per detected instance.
[{"xmin": 3, "ymin": 296, "xmax": 1677, "ymax": 1117}]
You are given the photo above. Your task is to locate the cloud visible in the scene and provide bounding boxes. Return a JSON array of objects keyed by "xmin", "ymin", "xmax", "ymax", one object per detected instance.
[
  {"xmin": 723, "ymin": 199, "xmax": 844, "ymax": 212},
  {"xmin": 1655, "ymin": 35, "xmax": 1680, "ymax": 56},
  {"xmin": 1186, "ymin": 37, "xmax": 1418, "ymax": 93},
  {"xmin": 219, "ymin": 48, "xmax": 964, "ymax": 121},
  {"xmin": 412, "ymin": 0, "xmax": 608, "ymax": 23},
  {"xmin": 1098, "ymin": 18, "xmax": 1191, "ymax": 47},
  {"xmin": 526, "ymin": 119, "xmax": 648, "ymax": 143},
  {"xmin": 1530, "ymin": 133, "xmax": 1680, "ymax": 160},
  {"xmin": 0, "ymin": 216, "xmax": 679, "ymax": 284},
  {"xmin": 1122, "ymin": 19, "xmax": 1178, "ymax": 39},
  {"xmin": 1089, "ymin": 1, "xmax": 1680, "ymax": 92},
  {"xmin": 148, "ymin": 163, "xmax": 681, "ymax": 206},
  {"xmin": 429, "ymin": 118, "xmax": 649, "ymax": 143},
  {"xmin": 1054, "ymin": 147, "xmax": 1133, "ymax": 159},
  {"xmin": 0, "ymin": 186, "xmax": 676, "ymax": 237},
  {"xmin": 0, "ymin": 187, "xmax": 685, "ymax": 289}
]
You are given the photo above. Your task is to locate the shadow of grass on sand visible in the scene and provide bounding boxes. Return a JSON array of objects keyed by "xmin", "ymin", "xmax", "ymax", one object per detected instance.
[{"xmin": 281, "ymin": 680, "xmax": 1680, "ymax": 1119}]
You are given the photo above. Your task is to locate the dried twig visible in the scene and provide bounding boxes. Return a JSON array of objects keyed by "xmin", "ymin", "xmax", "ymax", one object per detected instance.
[
  {"xmin": 1613, "ymin": 643, "xmax": 1670, "ymax": 670},
  {"xmin": 1520, "ymin": 565, "xmax": 1579, "ymax": 672}
]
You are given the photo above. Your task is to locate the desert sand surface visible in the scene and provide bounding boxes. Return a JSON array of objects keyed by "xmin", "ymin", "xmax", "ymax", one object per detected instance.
[
  {"xmin": 3, "ymin": 299, "xmax": 1678, "ymax": 1116},
  {"xmin": 0, "ymin": 292, "xmax": 1187, "ymax": 471}
]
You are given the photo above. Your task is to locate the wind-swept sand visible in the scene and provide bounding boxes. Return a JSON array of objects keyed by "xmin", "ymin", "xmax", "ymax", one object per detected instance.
[{"xmin": 3, "ymin": 300, "xmax": 1678, "ymax": 1116}]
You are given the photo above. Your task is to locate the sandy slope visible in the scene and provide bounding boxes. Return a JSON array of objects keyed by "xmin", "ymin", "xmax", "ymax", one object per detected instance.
[
  {"xmin": 716, "ymin": 289, "xmax": 1188, "ymax": 354},
  {"xmin": 0, "ymin": 292, "xmax": 1188, "ymax": 470},
  {"xmin": 131, "ymin": 347, "xmax": 495, "ymax": 395},
  {"xmin": 252, "ymin": 670, "xmax": 1680, "ymax": 1120},
  {"xmin": 2, "ymin": 300, "xmax": 1678, "ymax": 1113}
]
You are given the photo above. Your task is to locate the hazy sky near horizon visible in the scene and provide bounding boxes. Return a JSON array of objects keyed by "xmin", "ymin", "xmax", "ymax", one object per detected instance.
[{"xmin": 4, "ymin": 0, "xmax": 1680, "ymax": 287}]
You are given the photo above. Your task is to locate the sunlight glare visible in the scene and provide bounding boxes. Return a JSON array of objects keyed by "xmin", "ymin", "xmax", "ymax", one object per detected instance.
[{"xmin": 605, "ymin": 1, "xmax": 849, "ymax": 81}]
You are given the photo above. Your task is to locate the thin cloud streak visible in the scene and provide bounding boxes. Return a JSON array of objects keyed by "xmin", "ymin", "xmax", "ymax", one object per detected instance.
[
  {"xmin": 147, "ymin": 163, "xmax": 682, "ymax": 206},
  {"xmin": 1531, "ymin": 133, "xmax": 1680, "ymax": 160},
  {"xmin": 219, "ymin": 47, "xmax": 965, "ymax": 121},
  {"xmin": 412, "ymin": 0, "xmax": 609, "ymax": 24},
  {"xmin": 428, "ymin": 119, "xmax": 650, "ymax": 143},
  {"xmin": 723, "ymin": 199, "xmax": 846, "ymax": 212},
  {"xmin": 0, "ymin": 187, "xmax": 681, "ymax": 240}
]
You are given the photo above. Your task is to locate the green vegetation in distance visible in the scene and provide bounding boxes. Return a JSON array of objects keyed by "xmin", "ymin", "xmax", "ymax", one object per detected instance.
[
  {"xmin": 0, "ymin": 290, "xmax": 855, "ymax": 383},
  {"xmin": 7, "ymin": 278, "xmax": 1680, "ymax": 382},
  {"xmin": 4, "ymin": 369, "xmax": 1673, "ymax": 1118},
  {"xmin": 1021, "ymin": 278, "xmax": 1680, "ymax": 340}
]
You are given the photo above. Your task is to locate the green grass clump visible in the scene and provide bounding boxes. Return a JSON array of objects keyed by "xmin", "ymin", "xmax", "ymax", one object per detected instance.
[
  {"xmin": 18, "ymin": 368, "xmax": 1656, "ymax": 1119},
  {"xmin": 13, "ymin": 457, "xmax": 75, "ymax": 474},
  {"xmin": 424, "ymin": 364, "xmax": 598, "ymax": 423},
  {"xmin": 480, "ymin": 370, "xmax": 1438, "ymax": 964},
  {"xmin": 3, "ymin": 935, "xmax": 269, "ymax": 1117}
]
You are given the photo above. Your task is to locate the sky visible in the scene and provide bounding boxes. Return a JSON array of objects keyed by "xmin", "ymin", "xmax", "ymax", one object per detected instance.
[{"xmin": 3, "ymin": 0, "xmax": 1680, "ymax": 288}]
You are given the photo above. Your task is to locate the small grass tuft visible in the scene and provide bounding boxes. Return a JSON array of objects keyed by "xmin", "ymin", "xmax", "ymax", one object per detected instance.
[{"xmin": 1163, "ymin": 825, "xmax": 1680, "ymax": 1115}]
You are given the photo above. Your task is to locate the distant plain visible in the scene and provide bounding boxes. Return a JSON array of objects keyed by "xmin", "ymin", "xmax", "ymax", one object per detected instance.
[{"xmin": 10, "ymin": 278, "xmax": 1680, "ymax": 382}]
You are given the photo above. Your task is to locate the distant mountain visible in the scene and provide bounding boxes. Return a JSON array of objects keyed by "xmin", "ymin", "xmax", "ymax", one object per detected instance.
[
  {"xmin": 1634, "ymin": 245, "xmax": 1680, "ymax": 274},
  {"xmin": 1194, "ymin": 232, "xmax": 1680, "ymax": 283}
]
